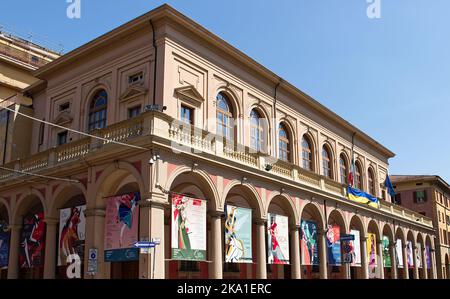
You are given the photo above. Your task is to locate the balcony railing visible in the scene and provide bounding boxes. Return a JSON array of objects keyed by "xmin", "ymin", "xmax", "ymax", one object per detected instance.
[{"xmin": 0, "ymin": 111, "xmax": 433, "ymax": 229}]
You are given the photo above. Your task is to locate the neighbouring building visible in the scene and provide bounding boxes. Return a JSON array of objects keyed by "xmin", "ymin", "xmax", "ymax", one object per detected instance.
[
  {"xmin": 391, "ymin": 175, "xmax": 450, "ymax": 279},
  {"xmin": 0, "ymin": 5, "xmax": 438, "ymax": 280}
]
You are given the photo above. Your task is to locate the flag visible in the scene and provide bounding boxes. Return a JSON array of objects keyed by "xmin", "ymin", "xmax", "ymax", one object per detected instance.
[
  {"xmin": 385, "ymin": 175, "xmax": 396, "ymax": 198},
  {"xmin": 347, "ymin": 186, "xmax": 379, "ymax": 209}
]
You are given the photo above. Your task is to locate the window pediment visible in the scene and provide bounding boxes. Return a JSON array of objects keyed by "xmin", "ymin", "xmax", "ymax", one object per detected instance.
[
  {"xmin": 54, "ymin": 111, "xmax": 73, "ymax": 126},
  {"xmin": 120, "ymin": 85, "xmax": 148, "ymax": 102},
  {"xmin": 175, "ymin": 85, "xmax": 204, "ymax": 106}
]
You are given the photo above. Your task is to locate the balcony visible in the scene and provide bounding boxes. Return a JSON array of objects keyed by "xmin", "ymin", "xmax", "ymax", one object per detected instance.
[{"xmin": 0, "ymin": 111, "xmax": 434, "ymax": 229}]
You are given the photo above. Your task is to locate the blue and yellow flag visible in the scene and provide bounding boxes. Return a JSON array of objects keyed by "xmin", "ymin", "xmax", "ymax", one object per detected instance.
[{"xmin": 347, "ymin": 186, "xmax": 379, "ymax": 209}]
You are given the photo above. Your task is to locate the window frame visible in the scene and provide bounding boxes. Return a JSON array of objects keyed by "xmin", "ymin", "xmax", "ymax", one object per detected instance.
[
  {"xmin": 321, "ymin": 145, "xmax": 333, "ymax": 179},
  {"xmin": 278, "ymin": 123, "xmax": 290, "ymax": 162},
  {"xmin": 216, "ymin": 92, "xmax": 234, "ymax": 142},
  {"xmin": 88, "ymin": 89, "xmax": 108, "ymax": 132},
  {"xmin": 301, "ymin": 135, "xmax": 314, "ymax": 172}
]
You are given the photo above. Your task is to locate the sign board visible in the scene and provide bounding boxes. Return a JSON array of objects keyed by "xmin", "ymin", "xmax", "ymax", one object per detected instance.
[
  {"xmin": 104, "ymin": 248, "xmax": 139, "ymax": 262},
  {"xmin": 87, "ymin": 248, "xmax": 98, "ymax": 275}
]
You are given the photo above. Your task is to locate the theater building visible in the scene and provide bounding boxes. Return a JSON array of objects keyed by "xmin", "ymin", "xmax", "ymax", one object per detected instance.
[{"xmin": 0, "ymin": 4, "xmax": 437, "ymax": 279}]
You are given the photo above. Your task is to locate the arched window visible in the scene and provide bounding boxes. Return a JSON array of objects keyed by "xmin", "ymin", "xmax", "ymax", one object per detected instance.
[
  {"xmin": 250, "ymin": 109, "xmax": 264, "ymax": 152},
  {"xmin": 216, "ymin": 92, "xmax": 234, "ymax": 141},
  {"xmin": 355, "ymin": 162, "xmax": 363, "ymax": 190},
  {"xmin": 278, "ymin": 123, "xmax": 290, "ymax": 162},
  {"xmin": 322, "ymin": 145, "xmax": 333, "ymax": 179},
  {"xmin": 339, "ymin": 154, "xmax": 348, "ymax": 184},
  {"xmin": 368, "ymin": 168, "xmax": 376, "ymax": 196},
  {"xmin": 88, "ymin": 89, "xmax": 108, "ymax": 132},
  {"xmin": 301, "ymin": 135, "xmax": 313, "ymax": 171}
]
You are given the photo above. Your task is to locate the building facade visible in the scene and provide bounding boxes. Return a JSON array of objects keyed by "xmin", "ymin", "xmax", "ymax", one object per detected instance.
[
  {"xmin": 0, "ymin": 5, "xmax": 438, "ymax": 279},
  {"xmin": 391, "ymin": 175, "xmax": 450, "ymax": 279}
]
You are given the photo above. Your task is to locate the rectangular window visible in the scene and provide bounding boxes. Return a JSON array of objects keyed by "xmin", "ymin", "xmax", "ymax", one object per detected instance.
[
  {"xmin": 381, "ymin": 190, "xmax": 386, "ymax": 201},
  {"xmin": 414, "ymin": 190, "xmax": 427, "ymax": 203},
  {"xmin": 128, "ymin": 72, "xmax": 144, "ymax": 85},
  {"xmin": 394, "ymin": 193, "xmax": 402, "ymax": 205},
  {"xmin": 57, "ymin": 131, "xmax": 68, "ymax": 146},
  {"xmin": 180, "ymin": 105, "xmax": 194, "ymax": 125},
  {"xmin": 128, "ymin": 106, "xmax": 141, "ymax": 119}
]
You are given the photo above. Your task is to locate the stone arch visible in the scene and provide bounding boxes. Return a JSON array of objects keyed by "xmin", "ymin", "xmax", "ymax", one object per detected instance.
[
  {"xmin": 382, "ymin": 223, "xmax": 395, "ymax": 242},
  {"xmin": 47, "ymin": 183, "xmax": 87, "ymax": 219},
  {"xmin": 221, "ymin": 180, "xmax": 264, "ymax": 220},
  {"xmin": 327, "ymin": 208, "xmax": 348, "ymax": 233},
  {"xmin": 367, "ymin": 219, "xmax": 382, "ymax": 239},
  {"xmin": 300, "ymin": 201, "xmax": 326, "ymax": 230},
  {"xmin": 267, "ymin": 193, "xmax": 299, "ymax": 227},
  {"xmin": 13, "ymin": 189, "xmax": 47, "ymax": 223},
  {"xmin": 278, "ymin": 119, "xmax": 296, "ymax": 163},
  {"xmin": 349, "ymin": 214, "xmax": 367, "ymax": 237},
  {"xmin": 321, "ymin": 141, "xmax": 335, "ymax": 179},
  {"xmin": 82, "ymin": 84, "xmax": 111, "ymax": 130},
  {"xmin": 300, "ymin": 132, "xmax": 317, "ymax": 172},
  {"xmin": 215, "ymin": 87, "xmax": 242, "ymax": 120},
  {"xmin": 0, "ymin": 197, "xmax": 11, "ymax": 225}
]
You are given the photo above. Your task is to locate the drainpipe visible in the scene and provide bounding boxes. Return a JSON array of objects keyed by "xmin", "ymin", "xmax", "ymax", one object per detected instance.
[
  {"xmin": 273, "ymin": 79, "xmax": 281, "ymax": 159},
  {"xmin": 149, "ymin": 20, "xmax": 158, "ymax": 106}
]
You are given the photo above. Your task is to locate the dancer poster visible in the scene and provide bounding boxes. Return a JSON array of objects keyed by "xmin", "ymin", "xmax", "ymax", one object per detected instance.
[
  {"xmin": 19, "ymin": 213, "xmax": 46, "ymax": 268},
  {"xmin": 104, "ymin": 192, "xmax": 140, "ymax": 262},
  {"xmin": 301, "ymin": 220, "xmax": 319, "ymax": 266},
  {"xmin": 224, "ymin": 205, "xmax": 252, "ymax": 263},
  {"xmin": 367, "ymin": 233, "xmax": 377, "ymax": 267},
  {"xmin": 350, "ymin": 229, "xmax": 361, "ymax": 266},
  {"xmin": 396, "ymin": 239, "xmax": 404, "ymax": 268},
  {"xmin": 171, "ymin": 194, "xmax": 207, "ymax": 261},
  {"xmin": 382, "ymin": 236, "xmax": 391, "ymax": 268},
  {"xmin": 416, "ymin": 243, "xmax": 422, "ymax": 268},
  {"xmin": 407, "ymin": 241, "xmax": 414, "ymax": 268},
  {"xmin": 58, "ymin": 205, "xmax": 86, "ymax": 266},
  {"xmin": 326, "ymin": 224, "xmax": 341, "ymax": 266},
  {"xmin": 425, "ymin": 245, "xmax": 431, "ymax": 269},
  {"xmin": 267, "ymin": 213, "xmax": 289, "ymax": 264},
  {"xmin": 0, "ymin": 222, "xmax": 9, "ymax": 268}
]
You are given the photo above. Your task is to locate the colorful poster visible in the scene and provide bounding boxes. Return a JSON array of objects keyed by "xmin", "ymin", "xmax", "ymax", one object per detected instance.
[
  {"xmin": 341, "ymin": 235, "xmax": 354, "ymax": 264},
  {"xmin": 382, "ymin": 236, "xmax": 391, "ymax": 268},
  {"xmin": 19, "ymin": 213, "xmax": 46, "ymax": 268},
  {"xmin": 104, "ymin": 192, "xmax": 140, "ymax": 262},
  {"xmin": 171, "ymin": 194, "xmax": 207, "ymax": 261},
  {"xmin": 326, "ymin": 225, "xmax": 341, "ymax": 266},
  {"xmin": 416, "ymin": 243, "xmax": 422, "ymax": 268},
  {"xmin": 224, "ymin": 205, "xmax": 252, "ymax": 263},
  {"xmin": 396, "ymin": 239, "xmax": 404, "ymax": 268},
  {"xmin": 350, "ymin": 229, "xmax": 361, "ymax": 266},
  {"xmin": 367, "ymin": 233, "xmax": 377, "ymax": 267},
  {"xmin": 58, "ymin": 205, "xmax": 86, "ymax": 266},
  {"xmin": 267, "ymin": 213, "xmax": 289, "ymax": 264},
  {"xmin": 425, "ymin": 245, "xmax": 431, "ymax": 269},
  {"xmin": 301, "ymin": 220, "xmax": 319, "ymax": 266},
  {"xmin": 0, "ymin": 222, "xmax": 10, "ymax": 268},
  {"xmin": 407, "ymin": 241, "xmax": 414, "ymax": 268}
]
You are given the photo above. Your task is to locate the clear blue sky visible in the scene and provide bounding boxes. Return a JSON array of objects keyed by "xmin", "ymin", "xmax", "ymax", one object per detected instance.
[{"xmin": 2, "ymin": 0, "xmax": 449, "ymax": 182}]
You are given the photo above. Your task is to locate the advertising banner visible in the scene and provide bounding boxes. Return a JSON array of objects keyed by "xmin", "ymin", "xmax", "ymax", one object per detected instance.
[
  {"xmin": 301, "ymin": 220, "xmax": 319, "ymax": 266},
  {"xmin": 341, "ymin": 234, "xmax": 354, "ymax": 264},
  {"xmin": 382, "ymin": 236, "xmax": 391, "ymax": 268},
  {"xmin": 426, "ymin": 245, "xmax": 431, "ymax": 269},
  {"xmin": 267, "ymin": 213, "xmax": 289, "ymax": 264},
  {"xmin": 19, "ymin": 213, "xmax": 46, "ymax": 268},
  {"xmin": 396, "ymin": 239, "xmax": 404, "ymax": 268},
  {"xmin": 326, "ymin": 224, "xmax": 341, "ymax": 266},
  {"xmin": 0, "ymin": 222, "xmax": 9, "ymax": 268},
  {"xmin": 104, "ymin": 192, "xmax": 140, "ymax": 262},
  {"xmin": 350, "ymin": 229, "xmax": 361, "ymax": 266},
  {"xmin": 224, "ymin": 205, "xmax": 252, "ymax": 263},
  {"xmin": 416, "ymin": 243, "xmax": 422, "ymax": 268},
  {"xmin": 58, "ymin": 205, "xmax": 86, "ymax": 266},
  {"xmin": 171, "ymin": 194, "xmax": 207, "ymax": 261},
  {"xmin": 407, "ymin": 241, "xmax": 414, "ymax": 268}
]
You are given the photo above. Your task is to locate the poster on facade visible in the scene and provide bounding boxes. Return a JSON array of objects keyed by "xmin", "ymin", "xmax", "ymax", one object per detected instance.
[
  {"xmin": 382, "ymin": 236, "xmax": 391, "ymax": 268},
  {"xmin": 426, "ymin": 245, "xmax": 431, "ymax": 269},
  {"xmin": 407, "ymin": 241, "xmax": 414, "ymax": 268},
  {"xmin": 396, "ymin": 239, "xmax": 404, "ymax": 268},
  {"xmin": 58, "ymin": 205, "xmax": 86, "ymax": 266},
  {"xmin": 0, "ymin": 222, "xmax": 10, "ymax": 268},
  {"xmin": 341, "ymin": 235, "xmax": 353, "ymax": 264},
  {"xmin": 300, "ymin": 220, "xmax": 319, "ymax": 266},
  {"xmin": 350, "ymin": 229, "xmax": 361, "ymax": 267},
  {"xmin": 224, "ymin": 205, "xmax": 252, "ymax": 263},
  {"xmin": 171, "ymin": 194, "xmax": 207, "ymax": 261},
  {"xmin": 104, "ymin": 192, "xmax": 140, "ymax": 262},
  {"xmin": 19, "ymin": 213, "xmax": 46, "ymax": 268},
  {"xmin": 416, "ymin": 243, "xmax": 422, "ymax": 268},
  {"xmin": 267, "ymin": 213, "xmax": 289, "ymax": 264},
  {"xmin": 326, "ymin": 224, "xmax": 341, "ymax": 266},
  {"xmin": 367, "ymin": 233, "xmax": 377, "ymax": 279}
]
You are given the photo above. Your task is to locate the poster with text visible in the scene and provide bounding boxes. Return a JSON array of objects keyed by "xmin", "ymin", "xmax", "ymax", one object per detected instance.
[
  {"xmin": 104, "ymin": 192, "xmax": 140, "ymax": 262},
  {"xmin": 426, "ymin": 245, "xmax": 431, "ymax": 269},
  {"xmin": 367, "ymin": 233, "xmax": 377, "ymax": 267},
  {"xmin": 267, "ymin": 213, "xmax": 289, "ymax": 264},
  {"xmin": 326, "ymin": 224, "xmax": 341, "ymax": 266},
  {"xmin": 301, "ymin": 220, "xmax": 319, "ymax": 266},
  {"xmin": 19, "ymin": 213, "xmax": 46, "ymax": 268},
  {"xmin": 416, "ymin": 243, "xmax": 422, "ymax": 268},
  {"xmin": 382, "ymin": 236, "xmax": 391, "ymax": 268},
  {"xmin": 350, "ymin": 229, "xmax": 361, "ymax": 266},
  {"xmin": 58, "ymin": 205, "xmax": 86, "ymax": 266},
  {"xmin": 224, "ymin": 205, "xmax": 252, "ymax": 263},
  {"xmin": 396, "ymin": 239, "xmax": 404, "ymax": 268},
  {"xmin": 407, "ymin": 241, "xmax": 414, "ymax": 268},
  {"xmin": 171, "ymin": 194, "xmax": 207, "ymax": 261},
  {"xmin": 0, "ymin": 223, "xmax": 10, "ymax": 268}
]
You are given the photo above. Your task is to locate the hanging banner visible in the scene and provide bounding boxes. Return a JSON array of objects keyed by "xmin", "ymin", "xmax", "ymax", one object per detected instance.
[
  {"xmin": 58, "ymin": 205, "xmax": 86, "ymax": 266},
  {"xmin": 104, "ymin": 192, "xmax": 140, "ymax": 262},
  {"xmin": 407, "ymin": 241, "xmax": 414, "ymax": 268},
  {"xmin": 19, "ymin": 213, "xmax": 46, "ymax": 268},
  {"xmin": 171, "ymin": 194, "xmax": 207, "ymax": 261},
  {"xmin": 267, "ymin": 213, "xmax": 289, "ymax": 264},
  {"xmin": 0, "ymin": 222, "xmax": 10, "ymax": 268},
  {"xmin": 396, "ymin": 239, "xmax": 404, "ymax": 268},
  {"xmin": 367, "ymin": 233, "xmax": 377, "ymax": 267},
  {"xmin": 350, "ymin": 229, "xmax": 361, "ymax": 266},
  {"xmin": 301, "ymin": 220, "xmax": 319, "ymax": 266},
  {"xmin": 416, "ymin": 243, "xmax": 422, "ymax": 268},
  {"xmin": 326, "ymin": 224, "xmax": 341, "ymax": 266},
  {"xmin": 425, "ymin": 245, "xmax": 431, "ymax": 269},
  {"xmin": 224, "ymin": 205, "xmax": 252, "ymax": 263},
  {"xmin": 382, "ymin": 236, "xmax": 391, "ymax": 268},
  {"xmin": 341, "ymin": 234, "xmax": 354, "ymax": 264}
]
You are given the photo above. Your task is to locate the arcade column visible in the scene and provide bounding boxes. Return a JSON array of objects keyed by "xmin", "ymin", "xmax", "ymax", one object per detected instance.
[
  {"xmin": 413, "ymin": 245, "xmax": 419, "ymax": 279},
  {"xmin": 360, "ymin": 235, "xmax": 369, "ymax": 279},
  {"xmin": 83, "ymin": 208, "xmax": 106, "ymax": 279},
  {"xmin": 209, "ymin": 211, "xmax": 223, "ymax": 279},
  {"xmin": 43, "ymin": 218, "xmax": 59, "ymax": 279},
  {"xmin": 402, "ymin": 243, "xmax": 409, "ymax": 279},
  {"xmin": 318, "ymin": 229, "xmax": 327, "ymax": 279},
  {"xmin": 377, "ymin": 239, "xmax": 384, "ymax": 279},
  {"xmin": 7, "ymin": 224, "xmax": 21, "ymax": 279},
  {"xmin": 421, "ymin": 245, "xmax": 428, "ymax": 279},
  {"xmin": 430, "ymin": 248, "xmax": 437, "ymax": 279},
  {"xmin": 389, "ymin": 243, "xmax": 398, "ymax": 279},
  {"xmin": 290, "ymin": 226, "xmax": 301, "ymax": 279},
  {"xmin": 255, "ymin": 219, "xmax": 267, "ymax": 279}
]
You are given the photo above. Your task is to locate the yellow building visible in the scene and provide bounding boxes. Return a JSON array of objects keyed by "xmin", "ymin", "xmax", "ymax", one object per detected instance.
[{"xmin": 0, "ymin": 5, "xmax": 439, "ymax": 280}]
